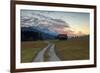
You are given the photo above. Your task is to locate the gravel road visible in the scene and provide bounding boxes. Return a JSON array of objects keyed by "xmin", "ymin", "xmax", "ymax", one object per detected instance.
[{"xmin": 33, "ymin": 42, "xmax": 60, "ymax": 62}]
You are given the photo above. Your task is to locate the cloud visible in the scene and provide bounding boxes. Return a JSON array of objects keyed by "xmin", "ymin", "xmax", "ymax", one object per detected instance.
[
  {"xmin": 21, "ymin": 11, "xmax": 70, "ymax": 29},
  {"xmin": 53, "ymin": 27, "xmax": 85, "ymax": 37}
]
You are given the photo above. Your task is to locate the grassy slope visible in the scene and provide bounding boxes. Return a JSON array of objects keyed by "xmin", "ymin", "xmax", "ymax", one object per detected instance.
[
  {"xmin": 51, "ymin": 36, "xmax": 89, "ymax": 61},
  {"xmin": 21, "ymin": 41, "xmax": 47, "ymax": 63}
]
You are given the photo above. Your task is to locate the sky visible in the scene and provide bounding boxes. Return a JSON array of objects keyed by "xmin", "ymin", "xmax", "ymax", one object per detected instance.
[{"xmin": 21, "ymin": 10, "xmax": 90, "ymax": 37}]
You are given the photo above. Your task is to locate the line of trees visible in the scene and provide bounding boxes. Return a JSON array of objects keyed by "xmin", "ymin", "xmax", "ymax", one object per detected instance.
[{"xmin": 21, "ymin": 30, "xmax": 68, "ymax": 41}]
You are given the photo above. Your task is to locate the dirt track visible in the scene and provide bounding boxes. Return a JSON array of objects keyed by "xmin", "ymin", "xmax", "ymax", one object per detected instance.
[{"xmin": 33, "ymin": 43, "xmax": 60, "ymax": 62}]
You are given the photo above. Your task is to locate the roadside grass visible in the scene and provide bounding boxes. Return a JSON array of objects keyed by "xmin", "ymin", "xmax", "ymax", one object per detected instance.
[
  {"xmin": 21, "ymin": 41, "xmax": 48, "ymax": 63},
  {"xmin": 21, "ymin": 48, "xmax": 42, "ymax": 63},
  {"xmin": 50, "ymin": 36, "xmax": 89, "ymax": 61}
]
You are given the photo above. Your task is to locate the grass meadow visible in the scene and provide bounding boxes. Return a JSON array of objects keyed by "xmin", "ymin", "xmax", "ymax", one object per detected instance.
[
  {"xmin": 52, "ymin": 36, "xmax": 89, "ymax": 61},
  {"xmin": 21, "ymin": 41, "xmax": 48, "ymax": 63},
  {"xmin": 21, "ymin": 36, "xmax": 89, "ymax": 63}
]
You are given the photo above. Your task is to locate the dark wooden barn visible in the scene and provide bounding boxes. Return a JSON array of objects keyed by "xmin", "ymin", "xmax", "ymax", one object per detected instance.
[{"xmin": 57, "ymin": 34, "xmax": 68, "ymax": 40}]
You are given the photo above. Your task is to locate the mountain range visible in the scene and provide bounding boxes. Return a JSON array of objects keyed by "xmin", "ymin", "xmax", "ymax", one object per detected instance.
[{"xmin": 21, "ymin": 11, "xmax": 69, "ymax": 40}]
